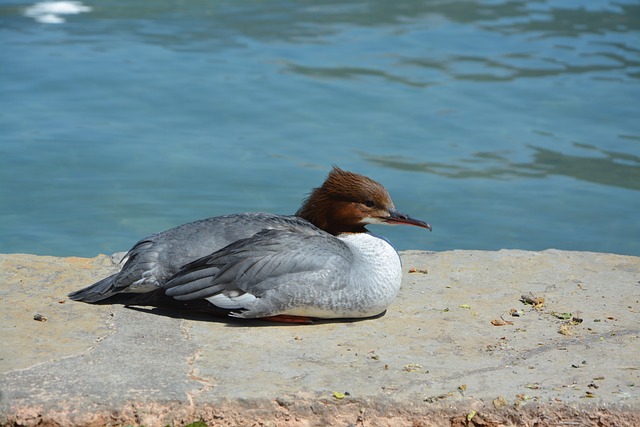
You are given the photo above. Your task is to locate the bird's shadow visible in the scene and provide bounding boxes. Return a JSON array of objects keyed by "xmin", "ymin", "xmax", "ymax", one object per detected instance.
[
  {"xmin": 87, "ymin": 290, "xmax": 385, "ymax": 326},
  {"xmin": 123, "ymin": 305, "xmax": 386, "ymax": 327}
]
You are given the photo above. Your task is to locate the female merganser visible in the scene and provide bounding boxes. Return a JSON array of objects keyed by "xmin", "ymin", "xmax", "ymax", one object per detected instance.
[{"xmin": 69, "ymin": 167, "xmax": 431, "ymax": 322}]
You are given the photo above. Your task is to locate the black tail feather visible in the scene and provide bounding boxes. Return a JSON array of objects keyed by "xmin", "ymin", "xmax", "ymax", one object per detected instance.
[
  {"xmin": 67, "ymin": 274, "xmax": 119, "ymax": 303},
  {"xmin": 68, "ymin": 286, "xmax": 234, "ymax": 316}
]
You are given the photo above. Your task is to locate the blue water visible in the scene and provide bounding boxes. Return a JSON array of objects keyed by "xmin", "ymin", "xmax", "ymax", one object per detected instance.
[{"xmin": 1, "ymin": 0, "xmax": 639, "ymax": 257}]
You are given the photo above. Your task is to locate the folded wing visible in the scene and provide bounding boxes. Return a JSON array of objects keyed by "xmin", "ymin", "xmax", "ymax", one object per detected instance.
[{"xmin": 164, "ymin": 228, "xmax": 354, "ymax": 317}]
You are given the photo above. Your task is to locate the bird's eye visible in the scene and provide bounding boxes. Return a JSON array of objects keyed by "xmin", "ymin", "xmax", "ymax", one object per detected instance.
[{"xmin": 364, "ymin": 200, "xmax": 375, "ymax": 208}]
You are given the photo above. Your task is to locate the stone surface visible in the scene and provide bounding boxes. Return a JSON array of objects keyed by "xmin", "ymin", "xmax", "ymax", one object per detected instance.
[{"xmin": 1, "ymin": 250, "xmax": 639, "ymax": 426}]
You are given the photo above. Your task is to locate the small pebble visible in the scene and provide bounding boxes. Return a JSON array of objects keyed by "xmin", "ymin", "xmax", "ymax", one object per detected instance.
[{"xmin": 33, "ymin": 313, "xmax": 47, "ymax": 322}]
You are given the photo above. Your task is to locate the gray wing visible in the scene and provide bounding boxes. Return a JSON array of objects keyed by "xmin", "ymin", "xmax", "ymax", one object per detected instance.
[
  {"xmin": 68, "ymin": 239, "xmax": 165, "ymax": 302},
  {"xmin": 69, "ymin": 213, "xmax": 317, "ymax": 303},
  {"xmin": 164, "ymin": 229, "xmax": 354, "ymax": 315}
]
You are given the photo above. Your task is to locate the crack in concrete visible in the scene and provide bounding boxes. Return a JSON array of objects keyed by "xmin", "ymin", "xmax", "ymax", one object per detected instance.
[{"xmin": 180, "ymin": 320, "xmax": 215, "ymax": 416}]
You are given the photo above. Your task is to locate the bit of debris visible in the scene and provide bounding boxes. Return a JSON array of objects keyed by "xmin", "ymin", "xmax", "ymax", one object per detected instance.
[
  {"xmin": 459, "ymin": 304, "xmax": 471, "ymax": 309},
  {"xmin": 520, "ymin": 293, "xmax": 545, "ymax": 308},
  {"xmin": 403, "ymin": 363, "xmax": 424, "ymax": 373},
  {"xmin": 515, "ymin": 393, "xmax": 532, "ymax": 405},
  {"xmin": 33, "ymin": 313, "xmax": 47, "ymax": 322},
  {"xmin": 559, "ymin": 323, "xmax": 573, "ymax": 335},
  {"xmin": 493, "ymin": 396, "xmax": 508, "ymax": 409},
  {"xmin": 509, "ymin": 308, "xmax": 522, "ymax": 317},
  {"xmin": 552, "ymin": 312, "xmax": 572, "ymax": 320},
  {"xmin": 467, "ymin": 410, "xmax": 477, "ymax": 422},
  {"xmin": 491, "ymin": 316, "xmax": 514, "ymax": 326},
  {"xmin": 424, "ymin": 392, "xmax": 454, "ymax": 403},
  {"xmin": 408, "ymin": 268, "xmax": 428, "ymax": 274},
  {"xmin": 525, "ymin": 383, "xmax": 541, "ymax": 390},
  {"xmin": 457, "ymin": 384, "xmax": 467, "ymax": 396},
  {"xmin": 332, "ymin": 391, "xmax": 349, "ymax": 399}
]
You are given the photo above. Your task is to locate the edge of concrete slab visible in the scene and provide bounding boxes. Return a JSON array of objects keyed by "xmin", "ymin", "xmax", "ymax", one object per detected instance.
[
  {"xmin": 4, "ymin": 396, "xmax": 640, "ymax": 427},
  {"xmin": 1, "ymin": 250, "xmax": 639, "ymax": 427}
]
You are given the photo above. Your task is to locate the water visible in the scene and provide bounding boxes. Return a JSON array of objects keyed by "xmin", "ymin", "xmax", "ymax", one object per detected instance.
[{"xmin": 1, "ymin": 0, "xmax": 639, "ymax": 257}]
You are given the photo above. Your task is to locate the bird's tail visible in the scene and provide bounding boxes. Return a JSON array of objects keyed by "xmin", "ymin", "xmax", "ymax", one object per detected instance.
[{"xmin": 68, "ymin": 274, "xmax": 119, "ymax": 303}]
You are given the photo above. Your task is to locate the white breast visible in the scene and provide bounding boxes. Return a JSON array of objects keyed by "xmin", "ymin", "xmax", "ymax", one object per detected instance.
[{"xmin": 338, "ymin": 233, "xmax": 403, "ymax": 316}]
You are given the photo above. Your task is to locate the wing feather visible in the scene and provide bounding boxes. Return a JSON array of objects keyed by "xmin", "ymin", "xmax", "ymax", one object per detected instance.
[{"xmin": 164, "ymin": 228, "xmax": 353, "ymax": 305}]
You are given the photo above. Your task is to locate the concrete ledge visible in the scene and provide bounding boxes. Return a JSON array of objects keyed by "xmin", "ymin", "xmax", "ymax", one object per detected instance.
[{"xmin": 1, "ymin": 250, "xmax": 639, "ymax": 426}]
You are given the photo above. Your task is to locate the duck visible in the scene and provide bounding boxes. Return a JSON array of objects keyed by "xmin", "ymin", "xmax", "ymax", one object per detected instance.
[{"xmin": 68, "ymin": 167, "xmax": 431, "ymax": 322}]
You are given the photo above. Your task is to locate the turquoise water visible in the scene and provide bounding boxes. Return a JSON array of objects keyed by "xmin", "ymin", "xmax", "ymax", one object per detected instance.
[{"xmin": 1, "ymin": 0, "xmax": 639, "ymax": 257}]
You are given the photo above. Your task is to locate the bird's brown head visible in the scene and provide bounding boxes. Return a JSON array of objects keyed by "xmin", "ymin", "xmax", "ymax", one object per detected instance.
[{"xmin": 296, "ymin": 166, "xmax": 432, "ymax": 235}]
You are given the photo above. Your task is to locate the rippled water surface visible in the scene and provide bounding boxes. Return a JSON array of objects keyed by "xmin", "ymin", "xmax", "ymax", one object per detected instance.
[{"xmin": 1, "ymin": 0, "xmax": 639, "ymax": 256}]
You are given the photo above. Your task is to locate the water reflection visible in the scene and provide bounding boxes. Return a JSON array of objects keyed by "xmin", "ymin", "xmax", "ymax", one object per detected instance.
[
  {"xmin": 401, "ymin": 52, "xmax": 638, "ymax": 83},
  {"xmin": 10, "ymin": 0, "xmax": 639, "ymax": 45},
  {"xmin": 363, "ymin": 146, "xmax": 640, "ymax": 191},
  {"xmin": 490, "ymin": 2, "xmax": 639, "ymax": 36},
  {"xmin": 7, "ymin": 0, "xmax": 637, "ymax": 84},
  {"xmin": 283, "ymin": 62, "xmax": 430, "ymax": 87}
]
